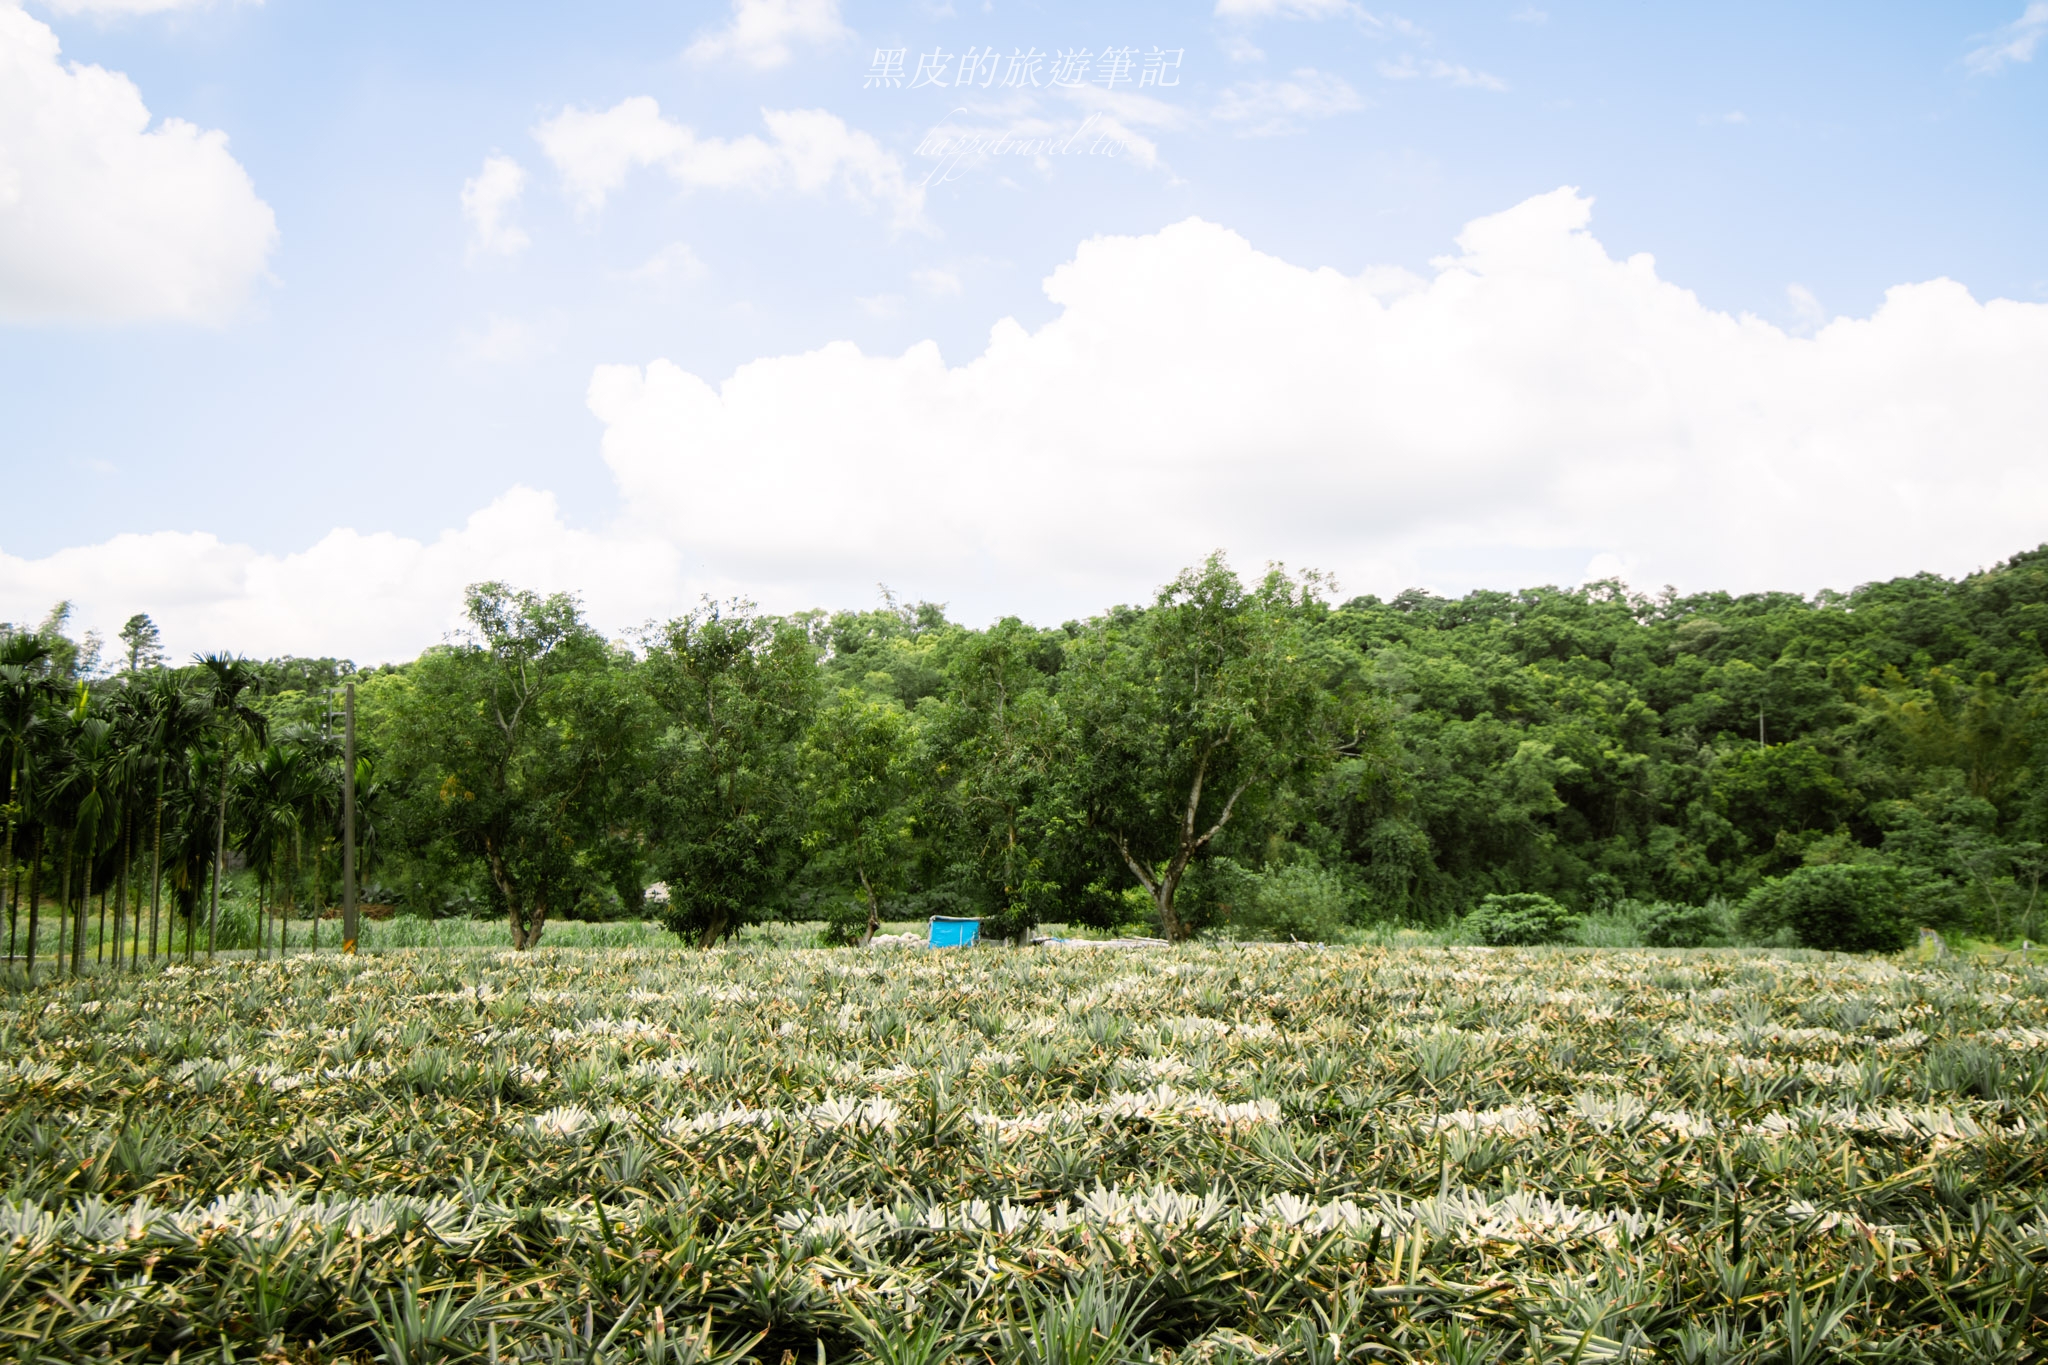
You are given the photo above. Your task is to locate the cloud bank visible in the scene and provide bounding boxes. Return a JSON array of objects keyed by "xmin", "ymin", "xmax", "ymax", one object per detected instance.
[
  {"xmin": 6, "ymin": 189, "xmax": 2047, "ymax": 660},
  {"xmin": 460, "ymin": 153, "xmax": 529, "ymax": 260},
  {"xmin": 1967, "ymin": 3, "xmax": 2048, "ymax": 74},
  {"xmin": 533, "ymin": 99, "xmax": 924, "ymax": 231},
  {"xmin": 0, "ymin": 3, "xmax": 276, "ymax": 323},
  {"xmin": 684, "ymin": 0, "xmax": 847, "ymax": 71},
  {"xmin": 0, "ymin": 490, "xmax": 681, "ymax": 662}
]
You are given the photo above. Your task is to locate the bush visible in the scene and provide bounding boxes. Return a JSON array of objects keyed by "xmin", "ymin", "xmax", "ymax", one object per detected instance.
[
  {"xmin": 1641, "ymin": 900, "xmax": 1735, "ymax": 948},
  {"xmin": 1739, "ymin": 864, "xmax": 1912, "ymax": 953},
  {"xmin": 1211, "ymin": 859, "xmax": 1354, "ymax": 943},
  {"xmin": 818, "ymin": 897, "xmax": 872, "ymax": 947},
  {"xmin": 1466, "ymin": 892, "xmax": 1579, "ymax": 946}
]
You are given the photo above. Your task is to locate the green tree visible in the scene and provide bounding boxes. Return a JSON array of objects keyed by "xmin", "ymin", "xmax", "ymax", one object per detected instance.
[
  {"xmin": 920, "ymin": 619, "xmax": 1082, "ymax": 941},
  {"xmin": 1710, "ymin": 743, "xmax": 1855, "ymax": 864},
  {"xmin": 50, "ymin": 704, "xmax": 120, "ymax": 974},
  {"xmin": 234, "ymin": 741, "xmax": 311, "ymax": 957},
  {"xmin": 1062, "ymin": 555, "xmax": 1372, "ymax": 940},
  {"xmin": 1740, "ymin": 863, "xmax": 1912, "ymax": 953},
  {"xmin": 803, "ymin": 690, "xmax": 917, "ymax": 945},
  {"xmin": 196, "ymin": 655, "xmax": 266, "ymax": 957},
  {"xmin": 380, "ymin": 584, "xmax": 636, "ymax": 949},
  {"xmin": 118, "ymin": 614, "xmax": 163, "ymax": 675},
  {"xmin": 0, "ymin": 634, "xmax": 60, "ymax": 965},
  {"xmin": 642, "ymin": 601, "xmax": 816, "ymax": 947}
]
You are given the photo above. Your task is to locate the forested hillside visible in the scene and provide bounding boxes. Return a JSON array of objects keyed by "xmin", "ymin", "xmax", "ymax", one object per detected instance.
[{"xmin": 6, "ymin": 546, "xmax": 2046, "ymax": 951}]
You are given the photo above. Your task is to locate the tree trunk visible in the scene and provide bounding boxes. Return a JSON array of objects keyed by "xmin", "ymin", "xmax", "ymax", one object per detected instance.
[
  {"xmin": 342, "ymin": 683, "xmax": 358, "ymax": 953},
  {"xmin": 73, "ymin": 848, "xmax": 90, "ymax": 977},
  {"xmin": 505, "ymin": 894, "xmax": 550, "ymax": 951},
  {"xmin": 1113, "ymin": 761, "xmax": 1257, "ymax": 943},
  {"xmin": 1, "ymin": 762, "xmax": 15, "ymax": 962},
  {"xmin": 22, "ymin": 830, "xmax": 40, "ymax": 974},
  {"xmin": 857, "ymin": 864, "xmax": 880, "ymax": 947},
  {"xmin": 57, "ymin": 850, "xmax": 69, "ymax": 972},
  {"xmin": 695, "ymin": 906, "xmax": 730, "ymax": 950},
  {"xmin": 208, "ymin": 761, "xmax": 227, "ymax": 959},
  {"xmin": 149, "ymin": 760, "xmax": 163, "ymax": 962},
  {"xmin": 114, "ymin": 805, "xmax": 130, "ymax": 970},
  {"xmin": 285, "ymin": 839, "xmax": 297, "ymax": 957}
]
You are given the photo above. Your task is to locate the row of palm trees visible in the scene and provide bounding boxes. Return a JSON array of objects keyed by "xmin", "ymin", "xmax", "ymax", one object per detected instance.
[{"xmin": 0, "ymin": 631, "xmax": 359, "ymax": 974}]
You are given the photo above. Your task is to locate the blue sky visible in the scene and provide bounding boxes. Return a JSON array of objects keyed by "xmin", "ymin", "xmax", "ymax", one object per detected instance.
[{"xmin": 2, "ymin": 0, "xmax": 2045, "ymax": 658}]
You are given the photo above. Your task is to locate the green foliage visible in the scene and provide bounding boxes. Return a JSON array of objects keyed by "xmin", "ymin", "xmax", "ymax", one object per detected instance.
[
  {"xmin": 1709, "ymin": 744, "xmax": 1853, "ymax": 865},
  {"xmin": 914, "ymin": 620, "xmax": 1066, "ymax": 943},
  {"xmin": 1740, "ymin": 862, "xmax": 1915, "ymax": 953},
  {"xmin": 1465, "ymin": 891, "xmax": 1579, "ymax": 945},
  {"xmin": 801, "ymin": 690, "xmax": 916, "ymax": 945},
  {"xmin": 377, "ymin": 584, "xmax": 640, "ymax": 949},
  {"xmin": 641, "ymin": 600, "xmax": 817, "ymax": 948},
  {"xmin": 1639, "ymin": 899, "xmax": 1734, "ymax": 948},
  {"xmin": 9, "ymin": 541, "xmax": 2048, "ymax": 965},
  {"xmin": 1207, "ymin": 858, "xmax": 1354, "ymax": 942},
  {"xmin": 1061, "ymin": 555, "xmax": 1379, "ymax": 940}
]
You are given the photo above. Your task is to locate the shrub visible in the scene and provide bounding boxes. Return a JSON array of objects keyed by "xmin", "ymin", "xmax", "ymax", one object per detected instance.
[
  {"xmin": 1641, "ymin": 900, "xmax": 1734, "ymax": 948},
  {"xmin": 1466, "ymin": 892, "xmax": 1579, "ymax": 946},
  {"xmin": 1739, "ymin": 864, "xmax": 1912, "ymax": 953},
  {"xmin": 818, "ymin": 897, "xmax": 872, "ymax": 946},
  {"xmin": 1212, "ymin": 859, "xmax": 1354, "ymax": 943}
]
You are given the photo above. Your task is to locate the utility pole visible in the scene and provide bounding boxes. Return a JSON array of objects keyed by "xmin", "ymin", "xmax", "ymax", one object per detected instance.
[{"xmin": 343, "ymin": 681, "xmax": 358, "ymax": 954}]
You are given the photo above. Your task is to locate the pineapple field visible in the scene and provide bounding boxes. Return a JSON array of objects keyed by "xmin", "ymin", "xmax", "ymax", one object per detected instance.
[{"xmin": 5, "ymin": 943, "xmax": 2047, "ymax": 1363}]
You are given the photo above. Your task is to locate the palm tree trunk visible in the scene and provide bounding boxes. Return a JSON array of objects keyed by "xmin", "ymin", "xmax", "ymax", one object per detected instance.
[
  {"xmin": 23, "ymin": 830, "xmax": 40, "ymax": 974},
  {"xmin": 2, "ymin": 757, "xmax": 15, "ymax": 962},
  {"xmin": 96, "ymin": 880, "xmax": 105, "ymax": 965},
  {"xmin": 115, "ymin": 803, "xmax": 130, "ymax": 969},
  {"xmin": 76, "ymin": 854, "xmax": 93, "ymax": 976},
  {"xmin": 65, "ymin": 843, "xmax": 82, "ymax": 970},
  {"xmin": 56, "ymin": 845, "xmax": 69, "ymax": 974},
  {"xmin": 149, "ymin": 756, "xmax": 163, "ymax": 962},
  {"xmin": 208, "ymin": 758, "xmax": 227, "ymax": 959}
]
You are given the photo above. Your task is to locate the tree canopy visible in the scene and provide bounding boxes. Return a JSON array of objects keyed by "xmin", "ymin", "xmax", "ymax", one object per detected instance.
[{"xmin": 9, "ymin": 542, "xmax": 2048, "ymax": 955}]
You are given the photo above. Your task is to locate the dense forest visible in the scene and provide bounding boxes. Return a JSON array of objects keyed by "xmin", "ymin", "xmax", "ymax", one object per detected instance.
[{"xmin": 4, "ymin": 545, "xmax": 2047, "ymax": 956}]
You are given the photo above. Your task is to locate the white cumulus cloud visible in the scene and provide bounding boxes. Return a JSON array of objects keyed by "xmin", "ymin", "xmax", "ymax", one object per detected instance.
[
  {"xmin": 460, "ymin": 153, "xmax": 529, "ymax": 260},
  {"xmin": 1214, "ymin": 69, "xmax": 1366, "ymax": 134},
  {"xmin": 628, "ymin": 241, "xmax": 708, "ymax": 283},
  {"xmin": 33, "ymin": 0, "xmax": 258, "ymax": 13},
  {"xmin": 0, "ymin": 489, "xmax": 682, "ymax": 663},
  {"xmin": 685, "ymin": 0, "xmax": 848, "ymax": 70},
  {"xmin": 8, "ymin": 190, "xmax": 2048, "ymax": 659},
  {"xmin": 1966, "ymin": 2, "xmax": 2048, "ymax": 73},
  {"xmin": 1214, "ymin": 0, "xmax": 1358, "ymax": 19},
  {"xmin": 0, "ymin": 3, "xmax": 276, "ymax": 323},
  {"xmin": 533, "ymin": 99, "xmax": 925, "ymax": 231},
  {"xmin": 1377, "ymin": 54, "xmax": 1507, "ymax": 90},
  {"xmin": 584, "ymin": 190, "xmax": 2048, "ymax": 618}
]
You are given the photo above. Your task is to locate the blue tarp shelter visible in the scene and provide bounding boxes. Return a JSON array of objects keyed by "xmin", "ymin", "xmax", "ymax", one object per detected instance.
[{"xmin": 928, "ymin": 916, "xmax": 980, "ymax": 947}]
